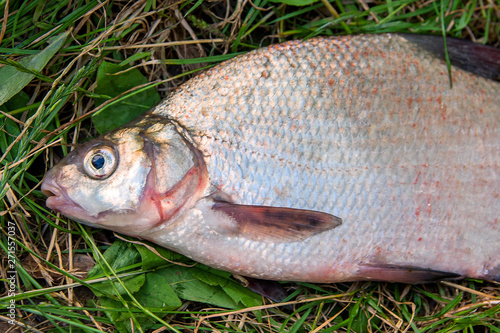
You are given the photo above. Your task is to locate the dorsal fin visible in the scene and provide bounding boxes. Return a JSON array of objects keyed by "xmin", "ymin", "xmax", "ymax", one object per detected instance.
[{"xmin": 401, "ymin": 34, "xmax": 500, "ymax": 81}]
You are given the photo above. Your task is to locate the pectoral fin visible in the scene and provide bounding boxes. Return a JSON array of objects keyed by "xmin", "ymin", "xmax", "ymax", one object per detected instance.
[{"xmin": 212, "ymin": 201, "xmax": 342, "ymax": 242}]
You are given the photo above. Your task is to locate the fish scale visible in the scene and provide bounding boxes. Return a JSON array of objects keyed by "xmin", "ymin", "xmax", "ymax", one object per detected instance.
[
  {"xmin": 149, "ymin": 34, "xmax": 499, "ymax": 280},
  {"xmin": 42, "ymin": 34, "xmax": 500, "ymax": 283}
]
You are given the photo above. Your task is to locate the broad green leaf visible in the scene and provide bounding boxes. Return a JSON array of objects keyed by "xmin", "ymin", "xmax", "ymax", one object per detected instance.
[
  {"xmin": 88, "ymin": 240, "xmax": 142, "ymax": 278},
  {"xmin": 92, "ymin": 274, "xmax": 146, "ymax": 297},
  {"xmin": 192, "ymin": 266, "xmax": 232, "ymax": 286},
  {"xmin": 179, "ymin": 265, "xmax": 260, "ymax": 308},
  {"xmin": 268, "ymin": 0, "xmax": 319, "ymax": 6},
  {"xmin": 3, "ymin": 91, "xmax": 30, "ymax": 111},
  {"xmin": 0, "ymin": 118, "xmax": 21, "ymax": 163},
  {"xmin": 157, "ymin": 266, "xmax": 242, "ymax": 309},
  {"xmin": 219, "ymin": 279, "xmax": 262, "ymax": 308},
  {"xmin": 133, "ymin": 243, "xmax": 190, "ymax": 271},
  {"xmin": 135, "ymin": 272, "xmax": 182, "ymax": 309},
  {"xmin": 0, "ymin": 31, "xmax": 69, "ymax": 106},
  {"xmin": 88, "ymin": 239, "xmax": 260, "ymax": 313},
  {"xmin": 87, "ymin": 240, "xmax": 145, "ymax": 296},
  {"xmin": 99, "ymin": 297, "xmax": 143, "ymax": 333},
  {"xmin": 92, "ymin": 61, "xmax": 161, "ymax": 134},
  {"xmin": 99, "ymin": 273, "xmax": 182, "ymax": 333},
  {"xmin": 193, "ymin": 264, "xmax": 264, "ymax": 307}
]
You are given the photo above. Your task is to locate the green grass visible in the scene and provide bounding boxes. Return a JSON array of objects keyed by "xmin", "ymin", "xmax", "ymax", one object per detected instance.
[{"xmin": 1, "ymin": 0, "xmax": 499, "ymax": 332}]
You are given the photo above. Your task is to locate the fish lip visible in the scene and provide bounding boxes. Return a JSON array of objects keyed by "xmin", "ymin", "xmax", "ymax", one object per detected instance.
[
  {"xmin": 41, "ymin": 177, "xmax": 67, "ymax": 210},
  {"xmin": 41, "ymin": 176, "xmax": 89, "ymax": 219},
  {"xmin": 42, "ymin": 181, "xmax": 64, "ymax": 209}
]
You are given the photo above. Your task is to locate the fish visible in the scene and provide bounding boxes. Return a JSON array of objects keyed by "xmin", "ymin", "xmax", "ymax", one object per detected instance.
[{"xmin": 41, "ymin": 34, "xmax": 500, "ymax": 284}]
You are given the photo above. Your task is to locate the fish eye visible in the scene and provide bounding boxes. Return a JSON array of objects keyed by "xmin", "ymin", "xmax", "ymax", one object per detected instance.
[{"xmin": 83, "ymin": 146, "xmax": 118, "ymax": 179}]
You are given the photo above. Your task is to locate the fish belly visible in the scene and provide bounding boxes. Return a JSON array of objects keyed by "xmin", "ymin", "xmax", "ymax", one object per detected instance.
[{"xmin": 156, "ymin": 34, "xmax": 500, "ymax": 281}]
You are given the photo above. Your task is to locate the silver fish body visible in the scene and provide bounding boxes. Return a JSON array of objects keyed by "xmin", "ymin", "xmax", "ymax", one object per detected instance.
[{"xmin": 42, "ymin": 34, "xmax": 500, "ymax": 283}]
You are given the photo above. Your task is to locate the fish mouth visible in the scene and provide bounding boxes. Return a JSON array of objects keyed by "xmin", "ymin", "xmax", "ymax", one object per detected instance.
[
  {"xmin": 41, "ymin": 176, "xmax": 95, "ymax": 224},
  {"xmin": 42, "ymin": 182, "xmax": 68, "ymax": 209},
  {"xmin": 41, "ymin": 177, "xmax": 69, "ymax": 210}
]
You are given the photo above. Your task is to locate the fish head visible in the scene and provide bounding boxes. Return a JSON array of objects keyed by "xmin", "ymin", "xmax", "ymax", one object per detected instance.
[{"xmin": 41, "ymin": 116, "xmax": 207, "ymax": 235}]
